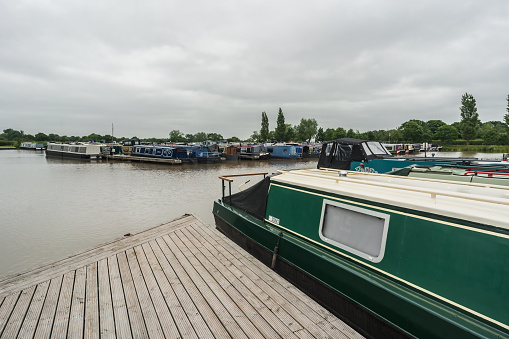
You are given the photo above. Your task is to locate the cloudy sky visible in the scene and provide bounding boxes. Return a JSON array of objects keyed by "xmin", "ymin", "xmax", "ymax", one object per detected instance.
[{"xmin": 1, "ymin": 0, "xmax": 508, "ymax": 139}]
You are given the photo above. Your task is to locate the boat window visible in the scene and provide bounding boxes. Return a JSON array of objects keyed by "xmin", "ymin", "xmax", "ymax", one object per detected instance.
[
  {"xmin": 365, "ymin": 141, "xmax": 391, "ymax": 156},
  {"xmin": 362, "ymin": 144, "xmax": 373, "ymax": 156},
  {"xmin": 267, "ymin": 148, "xmax": 273, "ymax": 153},
  {"xmin": 145, "ymin": 148, "xmax": 150, "ymax": 154},
  {"xmin": 318, "ymin": 199, "xmax": 389, "ymax": 263}
]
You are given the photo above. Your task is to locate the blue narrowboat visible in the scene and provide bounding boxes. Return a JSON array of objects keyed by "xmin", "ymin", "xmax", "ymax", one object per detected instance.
[
  {"xmin": 239, "ymin": 144, "xmax": 269, "ymax": 160},
  {"xmin": 132, "ymin": 145, "xmax": 179, "ymax": 159},
  {"xmin": 265, "ymin": 143, "xmax": 301, "ymax": 159}
]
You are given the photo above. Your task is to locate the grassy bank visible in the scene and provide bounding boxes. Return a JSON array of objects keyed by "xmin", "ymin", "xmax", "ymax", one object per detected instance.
[{"xmin": 441, "ymin": 145, "xmax": 509, "ymax": 152}]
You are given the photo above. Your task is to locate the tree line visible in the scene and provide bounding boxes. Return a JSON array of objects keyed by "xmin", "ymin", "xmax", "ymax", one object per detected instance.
[
  {"xmin": 0, "ymin": 129, "xmax": 237, "ymax": 145},
  {"xmin": 2, "ymin": 93, "xmax": 508, "ymax": 146},
  {"xmin": 250, "ymin": 93, "xmax": 509, "ymax": 145}
]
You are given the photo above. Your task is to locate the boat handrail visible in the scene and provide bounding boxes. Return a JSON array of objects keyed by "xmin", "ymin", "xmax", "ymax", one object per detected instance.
[
  {"xmin": 283, "ymin": 169, "xmax": 509, "ymax": 207},
  {"xmin": 463, "ymin": 171, "xmax": 509, "ymax": 177},
  {"xmin": 310, "ymin": 168, "xmax": 509, "ymax": 190}
]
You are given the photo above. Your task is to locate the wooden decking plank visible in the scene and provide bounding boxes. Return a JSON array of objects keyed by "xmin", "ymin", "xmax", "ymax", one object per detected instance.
[
  {"xmin": 141, "ymin": 242, "xmax": 200, "ymax": 339},
  {"xmin": 50, "ymin": 270, "xmax": 74, "ymax": 339},
  {"xmin": 116, "ymin": 252, "xmax": 148, "ymax": 338},
  {"xmin": 199, "ymin": 222, "xmax": 363, "ymax": 339},
  {"xmin": 158, "ymin": 235, "xmax": 249, "ymax": 339},
  {"xmin": 125, "ymin": 248, "xmax": 164, "ymax": 339},
  {"xmin": 17, "ymin": 280, "xmax": 50, "ymax": 338},
  {"xmin": 0, "ymin": 292, "xmax": 20, "ymax": 336},
  {"xmin": 187, "ymin": 224, "xmax": 303, "ymax": 335},
  {"xmin": 0, "ymin": 215, "xmax": 195, "ymax": 299},
  {"xmin": 169, "ymin": 232, "xmax": 266, "ymax": 338},
  {"xmin": 84, "ymin": 262, "xmax": 99, "ymax": 339},
  {"xmin": 107, "ymin": 255, "xmax": 132, "ymax": 339},
  {"xmin": 133, "ymin": 245, "xmax": 180, "ymax": 339},
  {"xmin": 98, "ymin": 258, "xmax": 115, "ymax": 338},
  {"xmin": 152, "ymin": 238, "xmax": 230, "ymax": 339},
  {"xmin": 203, "ymin": 224, "xmax": 348, "ymax": 338},
  {"xmin": 68, "ymin": 266, "xmax": 86, "ymax": 338},
  {"xmin": 33, "ymin": 276, "xmax": 63, "ymax": 339},
  {"xmin": 1, "ymin": 285, "xmax": 36, "ymax": 338},
  {"xmin": 187, "ymin": 224, "xmax": 304, "ymax": 333},
  {"xmin": 179, "ymin": 227, "xmax": 297, "ymax": 338}
]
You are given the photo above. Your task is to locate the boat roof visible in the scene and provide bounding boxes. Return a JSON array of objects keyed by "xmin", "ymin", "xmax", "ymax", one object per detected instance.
[{"xmin": 271, "ymin": 168, "xmax": 509, "ymax": 229}]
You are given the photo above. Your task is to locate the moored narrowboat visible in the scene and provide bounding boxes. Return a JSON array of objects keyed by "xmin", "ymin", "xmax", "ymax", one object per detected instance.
[
  {"xmin": 45, "ymin": 142, "xmax": 103, "ymax": 159},
  {"xmin": 20, "ymin": 142, "xmax": 44, "ymax": 150},
  {"xmin": 132, "ymin": 144, "xmax": 179, "ymax": 160},
  {"xmin": 213, "ymin": 168, "xmax": 509, "ymax": 338},
  {"xmin": 318, "ymin": 138, "xmax": 509, "ymax": 174},
  {"xmin": 239, "ymin": 144, "xmax": 269, "ymax": 160},
  {"xmin": 265, "ymin": 143, "xmax": 302, "ymax": 159}
]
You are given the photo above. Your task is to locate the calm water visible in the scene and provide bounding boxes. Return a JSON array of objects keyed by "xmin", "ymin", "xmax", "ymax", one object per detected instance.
[
  {"xmin": 0, "ymin": 150, "xmax": 318, "ymax": 280},
  {"xmin": 0, "ymin": 150, "xmax": 505, "ymax": 280}
]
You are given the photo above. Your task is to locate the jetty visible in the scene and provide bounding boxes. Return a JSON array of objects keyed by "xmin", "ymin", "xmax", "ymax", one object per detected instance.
[{"xmin": 0, "ymin": 214, "xmax": 362, "ymax": 338}]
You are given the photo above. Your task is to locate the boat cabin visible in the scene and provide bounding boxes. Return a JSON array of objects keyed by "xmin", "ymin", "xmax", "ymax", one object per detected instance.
[{"xmin": 317, "ymin": 138, "xmax": 392, "ymax": 170}]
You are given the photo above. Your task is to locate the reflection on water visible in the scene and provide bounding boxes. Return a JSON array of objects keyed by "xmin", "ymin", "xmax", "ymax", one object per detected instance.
[{"xmin": 0, "ymin": 150, "xmax": 317, "ymax": 279}]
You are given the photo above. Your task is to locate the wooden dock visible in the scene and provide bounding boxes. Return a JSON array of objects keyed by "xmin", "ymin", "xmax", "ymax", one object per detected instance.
[
  {"xmin": 0, "ymin": 214, "xmax": 363, "ymax": 338},
  {"xmin": 103, "ymin": 154, "xmax": 183, "ymax": 164}
]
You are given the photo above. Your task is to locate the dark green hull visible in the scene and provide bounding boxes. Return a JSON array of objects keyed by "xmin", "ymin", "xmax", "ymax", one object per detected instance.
[{"xmin": 213, "ymin": 176, "xmax": 509, "ymax": 338}]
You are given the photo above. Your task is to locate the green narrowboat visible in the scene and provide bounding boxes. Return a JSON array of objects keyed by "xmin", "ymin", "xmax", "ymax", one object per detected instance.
[{"xmin": 213, "ymin": 168, "xmax": 509, "ymax": 338}]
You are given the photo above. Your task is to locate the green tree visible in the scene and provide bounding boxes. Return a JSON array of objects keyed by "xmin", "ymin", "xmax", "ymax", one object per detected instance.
[
  {"xmin": 482, "ymin": 130, "xmax": 499, "ymax": 145},
  {"xmin": 260, "ymin": 111, "xmax": 269, "ymax": 142},
  {"xmin": 284, "ymin": 124, "xmax": 295, "ymax": 142},
  {"xmin": 193, "ymin": 132, "xmax": 207, "ymax": 142},
  {"xmin": 434, "ymin": 125, "xmax": 458, "ymax": 144},
  {"xmin": 1, "ymin": 128, "xmax": 24, "ymax": 141},
  {"xmin": 346, "ymin": 129, "xmax": 356, "ymax": 138},
  {"xmin": 315, "ymin": 128, "xmax": 325, "ymax": 143},
  {"xmin": 85, "ymin": 133, "xmax": 102, "ymax": 142},
  {"xmin": 459, "ymin": 92, "xmax": 480, "ymax": 145},
  {"xmin": 35, "ymin": 132, "xmax": 48, "ymax": 141},
  {"xmin": 169, "ymin": 130, "xmax": 186, "ymax": 142},
  {"xmin": 274, "ymin": 108, "xmax": 286, "ymax": 141},
  {"xmin": 228, "ymin": 136, "xmax": 240, "ymax": 142},
  {"xmin": 295, "ymin": 118, "xmax": 318, "ymax": 143},
  {"xmin": 250, "ymin": 130, "xmax": 261, "ymax": 142},
  {"xmin": 426, "ymin": 120, "xmax": 446, "ymax": 138},
  {"xmin": 334, "ymin": 127, "xmax": 346, "ymax": 139},
  {"xmin": 324, "ymin": 128, "xmax": 335, "ymax": 141},
  {"xmin": 207, "ymin": 133, "xmax": 223, "ymax": 141},
  {"xmin": 400, "ymin": 121, "xmax": 424, "ymax": 143},
  {"xmin": 267, "ymin": 130, "xmax": 275, "ymax": 141}
]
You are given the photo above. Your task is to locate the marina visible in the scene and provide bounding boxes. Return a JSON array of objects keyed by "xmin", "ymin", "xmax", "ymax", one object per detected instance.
[
  {"xmin": 0, "ymin": 214, "xmax": 362, "ymax": 338},
  {"xmin": 2, "ymin": 149, "xmax": 509, "ymax": 338}
]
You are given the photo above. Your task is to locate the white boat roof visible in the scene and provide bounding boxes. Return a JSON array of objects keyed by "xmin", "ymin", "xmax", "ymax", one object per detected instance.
[{"xmin": 271, "ymin": 168, "xmax": 509, "ymax": 229}]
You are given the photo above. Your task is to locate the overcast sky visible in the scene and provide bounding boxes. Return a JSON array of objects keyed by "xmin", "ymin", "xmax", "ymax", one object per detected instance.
[{"xmin": 1, "ymin": 0, "xmax": 508, "ymax": 139}]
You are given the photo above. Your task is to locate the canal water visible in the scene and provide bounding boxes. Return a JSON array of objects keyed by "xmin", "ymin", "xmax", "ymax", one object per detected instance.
[
  {"xmin": 0, "ymin": 150, "xmax": 318, "ymax": 280},
  {"xmin": 0, "ymin": 149, "xmax": 505, "ymax": 280}
]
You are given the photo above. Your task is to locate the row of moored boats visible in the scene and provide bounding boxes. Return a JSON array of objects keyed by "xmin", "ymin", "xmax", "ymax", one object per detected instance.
[{"xmin": 37, "ymin": 140, "xmax": 324, "ymax": 163}]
